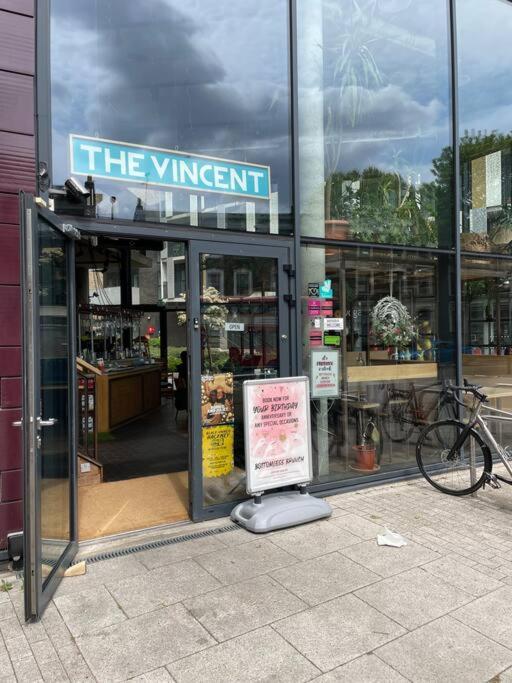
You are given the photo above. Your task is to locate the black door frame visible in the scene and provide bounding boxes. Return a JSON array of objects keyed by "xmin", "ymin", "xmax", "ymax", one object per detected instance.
[
  {"xmin": 187, "ymin": 239, "xmax": 293, "ymax": 520},
  {"xmin": 20, "ymin": 194, "xmax": 79, "ymax": 621},
  {"xmin": 70, "ymin": 219, "xmax": 295, "ymax": 520}
]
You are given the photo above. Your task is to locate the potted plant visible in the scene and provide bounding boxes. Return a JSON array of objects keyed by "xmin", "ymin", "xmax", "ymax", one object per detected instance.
[{"xmin": 353, "ymin": 441, "xmax": 377, "ymax": 470}]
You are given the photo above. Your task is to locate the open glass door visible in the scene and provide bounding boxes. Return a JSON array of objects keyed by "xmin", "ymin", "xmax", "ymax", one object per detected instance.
[
  {"xmin": 188, "ymin": 241, "xmax": 292, "ymax": 518},
  {"xmin": 20, "ymin": 194, "xmax": 79, "ymax": 620}
]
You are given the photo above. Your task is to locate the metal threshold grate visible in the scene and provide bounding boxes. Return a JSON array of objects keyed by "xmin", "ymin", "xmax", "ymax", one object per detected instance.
[{"xmin": 71, "ymin": 523, "xmax": 239, "ymax": 565}]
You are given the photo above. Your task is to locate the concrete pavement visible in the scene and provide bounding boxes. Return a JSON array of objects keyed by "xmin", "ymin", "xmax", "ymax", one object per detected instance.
[{"xmin": 2, "ymin": 475, "xmax": 512, "ymax": 681}]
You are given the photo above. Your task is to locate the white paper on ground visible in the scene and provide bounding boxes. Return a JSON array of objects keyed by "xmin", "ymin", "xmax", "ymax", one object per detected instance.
[{"xmin": 377, "ymin": 528, "xmax": 407, "ymax": 547}]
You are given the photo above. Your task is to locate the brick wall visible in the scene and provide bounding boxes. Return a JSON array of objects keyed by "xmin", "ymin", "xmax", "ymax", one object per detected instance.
[{"xmin": 0, "ymin": 1, "xmax": 35, "ymax": 549}]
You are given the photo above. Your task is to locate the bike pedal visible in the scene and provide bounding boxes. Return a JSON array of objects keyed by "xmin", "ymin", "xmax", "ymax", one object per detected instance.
[{"xmin": 484, "ymin": 473, "xmax": 501, "ymax": 490}]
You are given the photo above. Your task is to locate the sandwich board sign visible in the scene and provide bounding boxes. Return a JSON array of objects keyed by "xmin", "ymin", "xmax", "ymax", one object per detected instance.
[{"xmin": 231, "ymin": 376, "xmax": 331, "ymax": 532}]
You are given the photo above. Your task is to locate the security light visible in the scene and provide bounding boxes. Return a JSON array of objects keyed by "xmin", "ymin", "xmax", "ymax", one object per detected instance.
[{"xmin": 65, "ymin": 177, "xmax": 90, "ymax": 200}]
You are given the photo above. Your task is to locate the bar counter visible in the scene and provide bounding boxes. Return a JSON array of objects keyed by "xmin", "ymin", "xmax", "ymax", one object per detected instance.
[{"xmin": 77, "ymin": 359, "xmax": 162, "ymax": 433}]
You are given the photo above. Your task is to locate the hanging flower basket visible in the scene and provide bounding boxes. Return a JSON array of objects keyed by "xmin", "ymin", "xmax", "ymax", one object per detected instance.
[{"xmin": 370, "ymin": 296, "xmax": 416, "ymax": 349}]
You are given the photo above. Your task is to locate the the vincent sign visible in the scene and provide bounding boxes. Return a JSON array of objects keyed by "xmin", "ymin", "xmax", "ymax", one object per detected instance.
[{"xmin": 69, "ymin": 135, "xmax": 271, "ymax": 200}]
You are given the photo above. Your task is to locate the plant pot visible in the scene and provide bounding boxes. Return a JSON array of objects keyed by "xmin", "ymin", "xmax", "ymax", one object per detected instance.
[
  {"xmin": 353, "ymin": 444, "xmax": 376, "ymax": 470},
  {"xmin": 325, "ymin": 219, "xmax": 350, "ymax": 240}
]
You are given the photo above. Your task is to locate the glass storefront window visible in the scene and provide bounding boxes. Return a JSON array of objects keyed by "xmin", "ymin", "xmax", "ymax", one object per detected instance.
[
  {"xmin": 302, "ymin": 244, "xmax": 455, "ymax": 483},
  {"xmin": 50, "ymin": 1, "xmax": 292, "ymax": 235},
  {"xmin": 462, "ymin": 254, "xmax": 512, "ymax": 443},
  {"xmin": 298, "ymin": 0, "xmax": 453, "ymax": 248},
  {"xmin": 457, "ymin": 0, "xmax": 512, "ymax": 254}
]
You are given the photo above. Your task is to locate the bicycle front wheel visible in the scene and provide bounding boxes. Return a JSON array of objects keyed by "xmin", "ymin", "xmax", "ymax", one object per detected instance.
[
  {"xmin": 416, "ymin": 419, "xmax": 492, "ymax": 495},
  {"xmin": 382, "ymin": 397, "xmax": 414, "ymax": 443}
]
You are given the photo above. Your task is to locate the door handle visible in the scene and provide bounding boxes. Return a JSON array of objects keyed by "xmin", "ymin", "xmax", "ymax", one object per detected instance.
[
  {"xmin": 38, "ymin": 418, "xmax": 57, "ymax": 427},
  {"xmin": 12, "ymin": 420, "xmax": 22, "ymax": 428}
]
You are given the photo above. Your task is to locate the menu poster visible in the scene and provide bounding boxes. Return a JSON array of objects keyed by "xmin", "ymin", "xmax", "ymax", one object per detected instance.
[
  {"xmin": 244, "ymin": 376, "xmax": 312, "ymax": 494},
  {"xmin": 311, "ymin": 349, "xmax": 340, "ymax": 399},
  {"xmin": 202, "ymin": 424, "xmax": 234, "ymax": 478},
  {"xmin": 201, "ymin": 373, "xmax": 234, "ymax": 426}
]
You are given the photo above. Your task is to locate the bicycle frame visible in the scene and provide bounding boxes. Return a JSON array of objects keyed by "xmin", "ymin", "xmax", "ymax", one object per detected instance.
[{"xmin": 450, "ymin": 398, "xmax": 512, "ymax": 484}]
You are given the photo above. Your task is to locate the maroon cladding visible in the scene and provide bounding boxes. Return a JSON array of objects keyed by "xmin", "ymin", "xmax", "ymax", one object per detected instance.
[
  {"xmin": 0, "ymin": 226, "xmax": 20, "ymax": 285},
  {"xmin": 0, "ymin": 1, "xmax": 33, "ymax": 16},
  {"xmin": 0, "ymin": 71, "xmax": 34, "ymax": 135},
  {"xmin": 0, "ymin": 6, "xmax": 34, "ymax": 549}
]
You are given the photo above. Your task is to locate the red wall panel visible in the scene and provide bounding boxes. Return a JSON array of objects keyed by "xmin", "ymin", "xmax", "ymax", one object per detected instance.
[
  {"xmin": 0, "ymin": 131, "xmax": 35, "ymax": 194},
  {"xmin": 0, "ymin": 1, "xmax": 33, "ymax": 16},
  {"xmin": 0, "ymin": 285, "xmax": 20, "ymax": 346},
  {"xmin": 0, "ymin": 7, "xmax": 34, "ymax": 547},
  {"xmin": 0, "ymin": 10, "xmax": 34, "ymax": 75},
  {"xmin": 1, "ymin": 376, "xmax": 21, "ymax": 408},
  {"xmin": 0, "ymin": 346, "xmax": 20, "ymax": 377},
  {"xmin": 0, "ymin": 225, "xmax": 20, "ymax": 285},
  {"xmin": 0, "ymin": 500, "xmax": 22, "ymax": 549},
  {"xmin": 0, "ymin": 193, "xmax": 19, "ymax": 224},
  {"xmin": 1, "ymin": 468, "xmax": 22, "ymax": 502},
  {"xmin": 0, "ymin": 407, "xmax": 21, "ymax": 471},
  {"xmin": 0, "ymin": 71, "xmax": 33, "ymax": 134}
]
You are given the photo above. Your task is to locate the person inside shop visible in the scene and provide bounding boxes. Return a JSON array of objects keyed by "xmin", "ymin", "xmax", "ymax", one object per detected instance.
[
  {"xmin": 222, "ymin": 346, "xmax": 243, "ymax": 373},
  {"xmin": 174, "ymin": 351, "xmax": 188, "ymax": 415}
]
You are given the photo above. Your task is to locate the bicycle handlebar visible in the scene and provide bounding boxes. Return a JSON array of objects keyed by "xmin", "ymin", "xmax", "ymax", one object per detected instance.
[{"xmin": 443, "ymin": 380, "xmax": 488, "ymax": 404}]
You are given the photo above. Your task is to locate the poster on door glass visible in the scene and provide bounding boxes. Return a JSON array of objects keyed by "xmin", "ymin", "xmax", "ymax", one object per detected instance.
[{"xmin": 243, "ymin": 376, "xmax": 312, "ymax": 494}]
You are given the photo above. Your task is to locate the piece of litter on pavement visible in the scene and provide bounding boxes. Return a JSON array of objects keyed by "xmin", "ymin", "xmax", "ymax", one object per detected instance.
[{"xmin": 377, "ymin": 528, "xmax": 407, "ymax": 547}]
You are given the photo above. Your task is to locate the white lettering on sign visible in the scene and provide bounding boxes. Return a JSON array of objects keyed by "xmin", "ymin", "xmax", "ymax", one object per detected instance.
[
  {"xmin": 225, "ymin": 322, "xmax": 245, "ymax": 332},
  {"xmin": 244, "ymin": 376, "xmax": 312, "ymax": 494},
  {"xmin": 323, "ymin": 318, "xmax": 344, "ymax": 331},
  {"xmin": 311, "ymin": 349, "xmax": 340, "ymax": 399}
]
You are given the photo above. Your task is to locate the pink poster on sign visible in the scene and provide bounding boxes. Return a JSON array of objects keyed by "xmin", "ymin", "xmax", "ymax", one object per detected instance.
[{"xmin": 244, "ymin": 377, "xmax": 311, "ymax": 494}]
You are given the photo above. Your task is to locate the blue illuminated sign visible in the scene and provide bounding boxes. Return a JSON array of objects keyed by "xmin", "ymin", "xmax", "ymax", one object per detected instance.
[{"xmin": 69, "ymin": 135, "xmax": 271, "ymax": 200}]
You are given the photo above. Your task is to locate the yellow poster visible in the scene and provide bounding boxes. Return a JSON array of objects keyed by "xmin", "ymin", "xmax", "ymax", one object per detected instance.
[{"xmin": 202, "ymin": 424, "xmax": 234, "ymax": 478}]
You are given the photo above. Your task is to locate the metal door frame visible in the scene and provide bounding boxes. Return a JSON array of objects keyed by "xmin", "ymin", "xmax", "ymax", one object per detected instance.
[
  {"xmin": 20, "ymin": 194, "xmax": 79, "ymax": 621},
  {"xmin": 187, "ymin": 240, "xmax": 293, "ymax": 520}
]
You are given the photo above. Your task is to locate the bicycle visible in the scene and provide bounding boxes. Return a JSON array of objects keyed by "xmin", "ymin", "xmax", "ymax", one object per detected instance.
[
  {"xmin": 416, "ymin": 381, "xmax": 512, "ymax": 495},
  {"xmin": 382, "ymin": 380, "xmax": 457, "ymax": 443}
]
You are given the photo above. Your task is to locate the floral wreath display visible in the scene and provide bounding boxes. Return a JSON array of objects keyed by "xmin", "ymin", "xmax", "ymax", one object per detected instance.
[{"xmin": 370, "ymin": 296, "xmax": 416, "ymax": 348}]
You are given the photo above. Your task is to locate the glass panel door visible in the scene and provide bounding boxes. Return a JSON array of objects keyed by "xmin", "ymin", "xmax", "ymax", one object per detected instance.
[
  {"xmin": 188, "ymin": 242, "xmax": 291, "ymax": 516},
  {"xmin": 21, "ymin": 195, "xmax": 78, "ymax": 620}
]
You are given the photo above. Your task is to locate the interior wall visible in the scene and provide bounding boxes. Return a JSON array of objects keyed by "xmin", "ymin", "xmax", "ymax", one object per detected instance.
[{"xmin": 0, "ymin": 0, "xmax": 35, "ymax": 550}]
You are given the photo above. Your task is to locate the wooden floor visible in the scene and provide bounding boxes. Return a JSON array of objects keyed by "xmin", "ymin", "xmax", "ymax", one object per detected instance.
[{"xmin": 78, "ymin": 471, "xmax": 189, "ymax": 540}]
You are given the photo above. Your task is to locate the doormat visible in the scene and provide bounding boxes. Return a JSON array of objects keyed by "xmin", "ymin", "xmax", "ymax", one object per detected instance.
[{"xmin": 71, "ymin": 523, "xmax": 239, "ymax": 565}]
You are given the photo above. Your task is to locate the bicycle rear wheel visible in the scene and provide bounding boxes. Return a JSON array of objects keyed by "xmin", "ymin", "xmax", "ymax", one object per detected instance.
[
  {"xmin": 416, "ymin": 419, "xmax": 492, "ymax": 495},
  {"xmin": 382, "ymin": 396, "xmax": 414, "ymax": 443}
]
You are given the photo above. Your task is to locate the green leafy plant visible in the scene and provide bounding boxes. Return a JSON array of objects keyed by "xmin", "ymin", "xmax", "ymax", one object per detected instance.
[{"xmin": 0, "ymin": 579, "xmax": 13, "ymax": 592}]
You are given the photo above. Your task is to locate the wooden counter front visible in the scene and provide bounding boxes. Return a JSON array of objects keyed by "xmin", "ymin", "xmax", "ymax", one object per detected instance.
[
  {"xmin": 463, "ymin": 353, "xmax": 512, "ymax": 378},
  {"xmin": 96, "ymin": 365, "xmax": 161, "ymax": 433},
  {"xmin": 347, "ymin": 362, "xmax": 438, "ymax": 384}
]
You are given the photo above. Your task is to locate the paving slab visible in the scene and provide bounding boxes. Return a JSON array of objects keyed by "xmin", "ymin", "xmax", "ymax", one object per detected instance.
[
  {"xmin": 76, "ymin": 604, "xmax": 214, "ymax": 682},
  {"xmin": 329, "ymin": 513, "xmax": 386, "ymax": 540},
  {"xmin": 107, "ymin": 559, "xmax": 221, "ymax": 617},
  {"xmin": 271, "ymin": 551, "xmax": 380, "ymax": 606},
  {"xmin": 10, "ymin": 655, "xmax": 43, "ymax": 682},
  {"xmin": 129, "ymin": 668, "xmax": 175, "ymax": 682},
  {"xmin": 268, "ymin": 520, "xmax": 360, "ymax": 559},
  {"xmin": 136, "ymin": 535, "xmax": 226, "ymax": 570},
  {"xmin": 53, "ymin": 556, "xmax": 148, "ymax": 597},
  {"xmin": 194, "ymin": 538, "xmax": 296, "ymax": 584},
  {"xmin": 355, "ymin": 567, "xmax": 474, "ymax": 629},
  {"xmin": 421, "ymin": 554, "xmax": 504, "ymax": 596},
  {"xmin": 376, "ymin": 615, "xmax": 512, "ymax": 683},
  {"xmin": 184, "ymin": 574, "xmax": 305, "ymax": 641},
  {"xmin": 273, "ymin": 593, "xmax": 405, "ymax": 672},
  {"xmin": 54, "ymin": 586, "xmax": 126, "ymax": 638},
  {"xmin": 167, "ymin": 626, "xmax": 319, "ymax": 682},
  {"xmin": 314, "ymin": 653, "xmax": 409, "ymax": 682},
  {"xmin": 452, "ymin": 585, "xmax": 512, "ymax": 648},
  {"xmin": 340, "ymin": 538, "xmax": 440, "ymax": 577}
]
